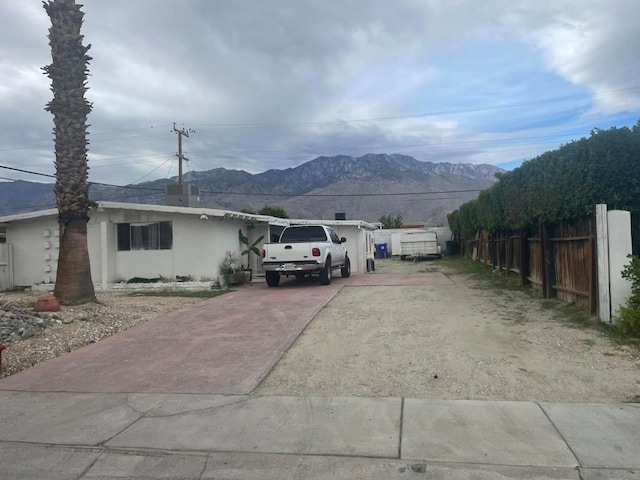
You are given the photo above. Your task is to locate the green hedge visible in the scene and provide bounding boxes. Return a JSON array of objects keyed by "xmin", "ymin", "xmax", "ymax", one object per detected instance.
[{"xmin": 448, "ymin": 121, "xmax": 640, "ymax": 235}]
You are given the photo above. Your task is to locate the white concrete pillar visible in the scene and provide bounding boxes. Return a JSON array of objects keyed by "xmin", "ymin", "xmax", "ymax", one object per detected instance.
[{"xmin": 608, "ymin": 210, "xmax": 633, "ymax": 322}]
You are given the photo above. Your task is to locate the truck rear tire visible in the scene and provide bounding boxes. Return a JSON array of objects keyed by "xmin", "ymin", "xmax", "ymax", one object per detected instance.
[
  {"xmin": 341, "ymin": 256, "xmax": 351, "ymax": 278},
  {"xmin": 266, "ymin": 271, "xmax": 280, "ymax": 287},
  {"xmin": 319, "ymin": 259, "xmax": 332, "ymax": 285}
]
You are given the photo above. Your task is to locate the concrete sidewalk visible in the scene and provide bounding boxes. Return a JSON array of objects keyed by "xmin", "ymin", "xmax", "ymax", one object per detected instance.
[
  {"xmin": 1, "ymin": 391, "xmax": 638, "ymax": 479},
  {"xmin": 1, "ymin": 273, "xmax": 639, "ymax": 479}
]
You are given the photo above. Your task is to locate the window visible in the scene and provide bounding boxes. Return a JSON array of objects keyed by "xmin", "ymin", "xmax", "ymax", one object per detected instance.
[
  {"xmin": 280, "ymin": 226, "xmax": 328, "ymax": 243},
  {"xmin": 117, "ymin": 222, "xmax": 173, "ymax": 251}
]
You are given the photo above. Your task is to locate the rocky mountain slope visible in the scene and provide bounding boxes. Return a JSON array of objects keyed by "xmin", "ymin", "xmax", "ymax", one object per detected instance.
[{"xmin": 0, "ymin": 154, "xmax": 501, "ymax": 224}]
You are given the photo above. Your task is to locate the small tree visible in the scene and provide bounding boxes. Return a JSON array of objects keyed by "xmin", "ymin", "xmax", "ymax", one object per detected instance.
[
  {"xmin": 258, "ymin": 205, "xmax": 289, "ymax": 218},
  {"xmin": 239, "ymin": 229, "xmax": 264, "ymax": 269},
  {"xmin": 379, "ymin": 214, "xmax": 403, "ymax": 229}
]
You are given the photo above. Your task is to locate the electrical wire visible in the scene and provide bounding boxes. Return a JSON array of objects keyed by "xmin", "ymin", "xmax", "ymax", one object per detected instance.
[
  {"xmin": 188, "ymin": 86, "xmax": 640, "ymax": 131},
  {"xmin": 130, "ymin": 157, "xmax": 173, "ymax": 184}
]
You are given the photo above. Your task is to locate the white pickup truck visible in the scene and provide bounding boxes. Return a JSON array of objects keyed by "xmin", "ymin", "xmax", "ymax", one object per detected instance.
[{"xmin": 261, "ymin": 225, "xmax": 351, "ymax": 287}]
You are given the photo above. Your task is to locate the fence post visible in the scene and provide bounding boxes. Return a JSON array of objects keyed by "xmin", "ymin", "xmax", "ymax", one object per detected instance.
[
  {"xmin": 519, "ymin": 230, "xmax": 529, "ymax": 286},
  {"xmin": 505, "ymin": 231, "xmax": 512, "ymax": 276},
  {"xmin": 543, "ymin": 223, "xmax": 557, "ymax": 298}
]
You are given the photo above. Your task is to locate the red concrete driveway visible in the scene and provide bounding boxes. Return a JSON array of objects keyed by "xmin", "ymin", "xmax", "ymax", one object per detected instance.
[
  {"xmin": 0, "ymin": 281, "xmax": 343, "ymax": 395},
  {"xmin": 0, "ymin": 271, "xmax": 450, "ymax": 395}
]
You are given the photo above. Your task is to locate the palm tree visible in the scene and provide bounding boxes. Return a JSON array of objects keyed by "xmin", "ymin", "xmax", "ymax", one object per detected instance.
[{"xmin": 43, "ymin": 0, "xmax": 96, "ymax": 305}]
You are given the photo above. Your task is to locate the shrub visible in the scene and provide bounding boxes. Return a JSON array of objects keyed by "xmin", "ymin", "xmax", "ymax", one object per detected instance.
[
  {"xmin": 218, "ymin": 250, "xmax": 239, "ymax": 275},
  {"xmin": 616, "ymin": 255, "xmax": 640, "ymax": 336}
]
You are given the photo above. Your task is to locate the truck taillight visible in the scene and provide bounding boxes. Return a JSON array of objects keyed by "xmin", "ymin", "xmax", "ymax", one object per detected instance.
[
  {"xmin": 262, "ymin": 249, "xmax": 266, "ymax": 258},
  {"xmin": 312, "ymin": 248, "xmax": 321, "ymax": 257}
]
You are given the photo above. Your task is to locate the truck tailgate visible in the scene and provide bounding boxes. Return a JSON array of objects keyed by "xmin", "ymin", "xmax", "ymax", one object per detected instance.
[{"xmin": 264, "ymin": 243, "xmax": 314, "ymax": 263}]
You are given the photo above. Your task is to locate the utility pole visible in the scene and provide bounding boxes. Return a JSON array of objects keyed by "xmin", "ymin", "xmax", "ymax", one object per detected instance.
[{"xmin": 173, "ymin": 122, "xmax": 194, "ymax": 185}]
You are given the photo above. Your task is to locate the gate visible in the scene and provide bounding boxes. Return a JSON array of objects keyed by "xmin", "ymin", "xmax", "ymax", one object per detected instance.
[{"xmin": 0, "ymin": 243, "xmax": 14, "ymax": 291}]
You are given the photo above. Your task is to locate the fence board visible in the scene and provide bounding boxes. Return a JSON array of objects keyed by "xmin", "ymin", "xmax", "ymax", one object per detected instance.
[{"xmin": 463, "ymin": 216, "xmax": 596, "ymax": 311}]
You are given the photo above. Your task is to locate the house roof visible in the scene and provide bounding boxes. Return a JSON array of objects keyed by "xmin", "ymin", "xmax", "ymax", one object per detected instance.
[
  {"xmin": 0, "ymin": 202, "xmax": 289, "ymax": 226},
  {"xmin": 0, "ymin": 202, "xmax": 377, "ymax": 229},
  {"xmin": 289, "ymin": 218, "xmax": 378, "ymax": 230},
  {"xmin": 0, "ymin": 208, "xmax": 58, "ymax": 224}
]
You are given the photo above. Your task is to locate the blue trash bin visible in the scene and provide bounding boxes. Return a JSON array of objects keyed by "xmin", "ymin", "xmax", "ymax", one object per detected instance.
[{"xmin": 379, "ymin": 243, "xmax": 388, "ymax": 259}]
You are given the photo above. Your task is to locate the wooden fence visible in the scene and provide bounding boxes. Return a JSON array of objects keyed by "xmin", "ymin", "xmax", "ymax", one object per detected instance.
[{"xmin": 468, "ymin": 216, "xmax": 596, "ymax": 313}]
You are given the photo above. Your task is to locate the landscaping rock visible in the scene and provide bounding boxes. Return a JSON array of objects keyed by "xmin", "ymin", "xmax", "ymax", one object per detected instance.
[{"xmin": 33, "ymin": 296, "xmax": 61, "ymax": 313}]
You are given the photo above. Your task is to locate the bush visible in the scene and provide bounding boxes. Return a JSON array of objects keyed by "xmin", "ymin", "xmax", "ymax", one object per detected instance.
[
  {"xmin": 616, "ymin": 255, "xmax": 640, "ymax": 336},
  {"xmin": 218, "ymin": 250, "xmax": 239, "ymax": 275}
]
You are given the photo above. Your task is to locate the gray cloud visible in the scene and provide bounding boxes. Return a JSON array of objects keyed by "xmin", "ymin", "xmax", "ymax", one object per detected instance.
[{"xmin": 0, "ymin": 0, "xmax": 638, "ymax": 186}]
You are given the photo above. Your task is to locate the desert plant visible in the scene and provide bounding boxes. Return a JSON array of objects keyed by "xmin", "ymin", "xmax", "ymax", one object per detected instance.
[
  {"xmin": 239, "ymin": 229, "xmax": 264, "ymax": 269},
  {"xmin": 218, "ymin": 250, "xmax": 239, "ymax": 275},
  {"xmin": 616, "ymin": 255, "xmax": 640, "ymax": 336}
]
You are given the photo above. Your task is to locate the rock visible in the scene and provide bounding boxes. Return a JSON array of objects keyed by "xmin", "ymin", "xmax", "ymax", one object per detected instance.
[
  {"xmin": 20, "ymin": 328, "xmax": 35, "ymax": 339},
  {"xmin": 61, "ymin": 318, "xmax": 73, "ymax": 325},
  {"xmin": 33, "ymin": 296, "xmax": 61, "ymax": 313}
]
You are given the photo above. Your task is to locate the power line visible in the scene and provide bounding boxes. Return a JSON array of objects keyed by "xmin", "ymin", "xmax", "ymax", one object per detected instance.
[
  {"xmin": 0, "ymin": 203, "xmax": 56, "ymax": 213},
  {"xmin": 188, "ymin": 86, "xmax": 640, "ymax": 130},
  {"xmin": 0, "ymin": 165, "xmax": 56, "ymax": 178},
  {"xmin": 3, "ymin": 86, "xmax": 632, "ymax": 155},
  {"xmin": 0, "ymin": 125, "xmax": 173, "ymax": 153},
  {"xmin": 130, "ymin": 157, "xmax": 173, "ymax": 185}
]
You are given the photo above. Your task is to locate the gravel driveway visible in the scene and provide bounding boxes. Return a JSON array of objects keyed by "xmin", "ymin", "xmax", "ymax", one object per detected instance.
[{"xmin": 255, "ymin": 258, "xmax": 640, "ymax": 403}]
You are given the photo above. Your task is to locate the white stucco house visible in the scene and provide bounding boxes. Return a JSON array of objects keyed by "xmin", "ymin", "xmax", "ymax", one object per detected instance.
[{"xmin": 0, "ymin": 201, "xmax": 377, "ymax": 291}]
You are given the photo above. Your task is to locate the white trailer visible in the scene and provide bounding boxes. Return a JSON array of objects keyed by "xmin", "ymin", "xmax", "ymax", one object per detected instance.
[{"xmin": 400, "ymin": 231, "xmax": 442, "ymax": 260}]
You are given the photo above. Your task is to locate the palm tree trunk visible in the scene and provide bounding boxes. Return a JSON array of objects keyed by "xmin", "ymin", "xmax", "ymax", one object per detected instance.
[
  {"xmin": 44, "ymin": 0, "xmax": 97, "ymax": 305},
  {"xmin": 54, "ymin": 218, "xmax": 96, "ymax": 304}
]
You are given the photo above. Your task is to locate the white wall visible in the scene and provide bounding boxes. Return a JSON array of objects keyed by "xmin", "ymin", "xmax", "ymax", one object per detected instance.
[
  {"xmin": 7, "ymin": 216, "xmax": 59, "ymax": 286},
  {"xmin": 332, "ymin": 225, "xmax": 372, "ymax": 274},
  {"xmin": 596, "ymin": 205, "xmax": 634, "ymax": 324},
  {"xmin": 4, "ymin": 209, "xmax": 269, "ymax": 287},
  {"xmin": 608, "ymin": 210, "xmax": 633, "ymax": 321},
  {"xmin": 100, "ymin": 210, "xmax": 248, "ymax": 282}
]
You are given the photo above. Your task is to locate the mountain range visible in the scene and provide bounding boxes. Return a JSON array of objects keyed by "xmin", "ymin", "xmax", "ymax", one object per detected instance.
[{"xmin": 0, "ymin": 154, "xmax": 502, "ymax": 225}]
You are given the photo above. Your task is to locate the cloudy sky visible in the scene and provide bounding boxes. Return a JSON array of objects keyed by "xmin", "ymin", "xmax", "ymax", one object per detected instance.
[{"xmin": 1, "ymin": 0, "xmax": 639, "ymax": 186}]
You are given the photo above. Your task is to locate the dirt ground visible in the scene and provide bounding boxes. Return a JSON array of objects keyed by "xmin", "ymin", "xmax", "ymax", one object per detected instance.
[{"xmin": 255, "ymin": 258, "xmax": 640, "ymax": 403}]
